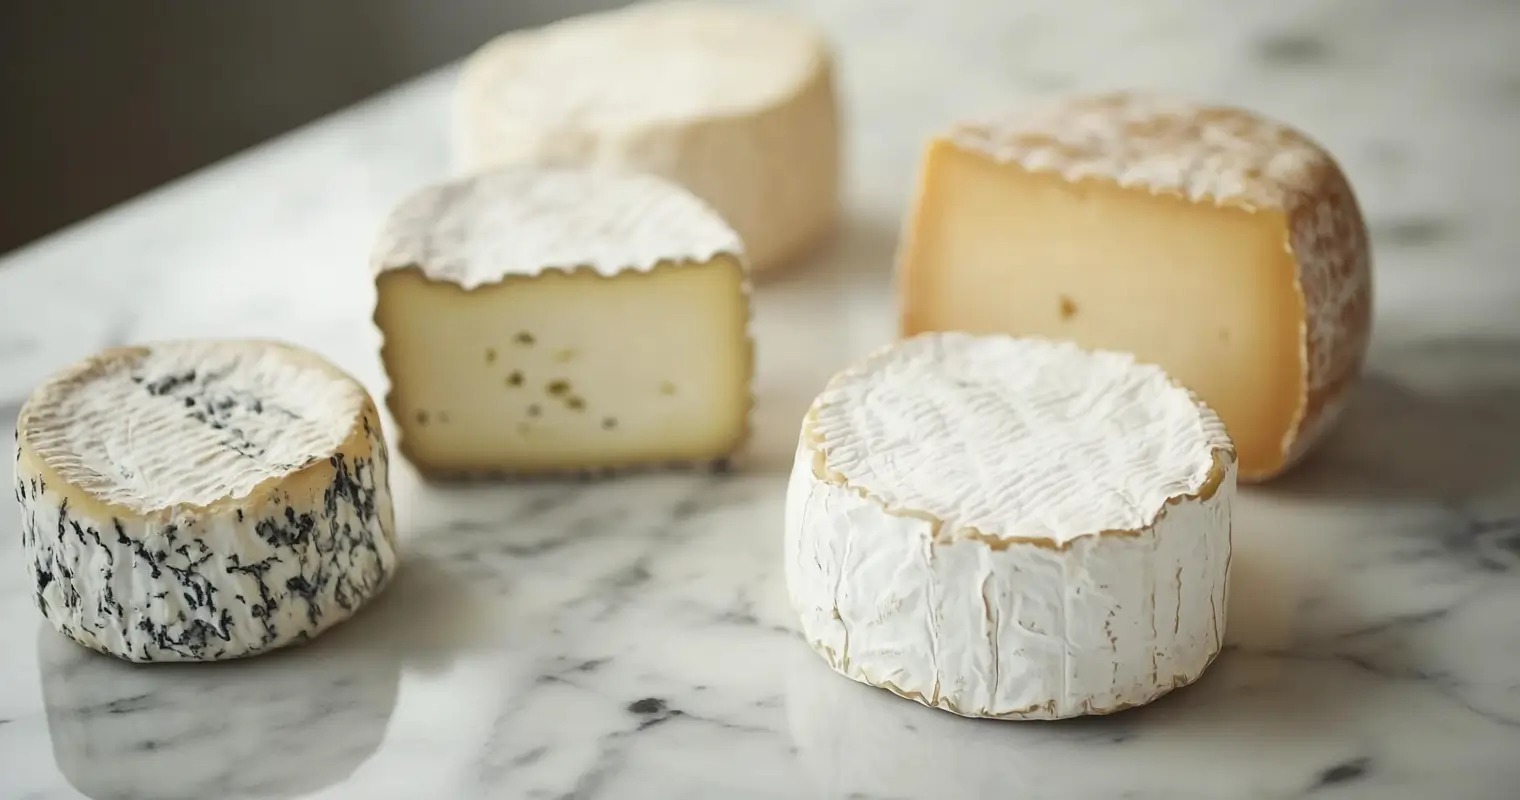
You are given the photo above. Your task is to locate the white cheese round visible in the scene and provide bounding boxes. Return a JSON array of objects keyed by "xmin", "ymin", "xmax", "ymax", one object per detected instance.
[
  {"xmin": 13, "ymin": 340, "xmax": 398, "ymax": 662},
  {"xmin": 784, "ymin": 332, "xmax": 1235, "ymax": 719},
  {"xmin": 453, "ymin": 0, "xmax": 840, "ymax": 275}
]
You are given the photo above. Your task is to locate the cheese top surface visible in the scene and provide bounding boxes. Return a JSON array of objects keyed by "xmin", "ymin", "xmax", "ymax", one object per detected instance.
[
  {"xmin": 948, "ymin": 91, "xmax": 1330, "ymax": 209},
  {"xmin": 806, "ymin": 332, "xmax": 1232, "ymax": 544},
  {"xmin": 371, "ymin": 167, "xmax": 744, "ymax": 289},
  {"xmin": 18, "ymin": 340, "xmax": 368, "ymax": 515},
  {"xmin": 459, "ymin": 0, "xmax": 826, "ymax": 128}
]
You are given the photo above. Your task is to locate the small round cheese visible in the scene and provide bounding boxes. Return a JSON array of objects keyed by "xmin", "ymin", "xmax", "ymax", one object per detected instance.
[
  {"xmin": 785, "ymin": 332, "xmax": 1235, "ymax": 719},
  {"xmin": 14, "ymin": 340, "xmax": 398, "ymax": 662},
  {"xmin": 453, "ymin": 0, "xmax": 840, "ymax": 275}
]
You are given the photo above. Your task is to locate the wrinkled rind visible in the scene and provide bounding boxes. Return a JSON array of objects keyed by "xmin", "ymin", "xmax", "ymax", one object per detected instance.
[
  {"xmin": 1274, "ymin": 160, "xmax": 1373, "ymax": 478},
  {"xmin": 451, "ymin": 1, "xmax": 840, "ymax": 274},
  {"xmin": 18, "ymin": 340, "xmax": 370, "ymax": 516},
  {"xmin": 784, "ymin": 332, "xmax": 1234, "ymax": 719},
  {"xmin": 945, "ymin": 90, "xmax": 1371, "ymax": 481},
  {"xmin": 369, "ymin": 168, "xmax": 756, "ymax": 475},
  {"xmin": 807, "ymin": 332, "xmax": 1232, "ymax": 545},
  {"xmin": 371, "ymin": 259, "xmax": 756, "ymax": 478},
  {"xmin": 370, "ymin": 168, "xmax": 745, "ymax": 289},
  {"xmin": 787, "ymin": 441, "xmax": 1235, "ymax": 720},
  {"xmin": 948, "ymin": 91, "xmax": 1325, "ymax": 211},
  {"xmin": 15, "ymin": 367, "xmax": 398, "ymax": 663},
  {"xmin": 802, "ymin": 631, "xmax": 1226, "ymax": 721}
]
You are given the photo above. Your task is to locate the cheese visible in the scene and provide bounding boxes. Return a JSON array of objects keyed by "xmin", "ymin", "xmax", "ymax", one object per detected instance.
[
  {"xmin": 13, "ymin": 340, "xmax": 397, "ymax": 663},
  {"xmin": 785, "ymin": 332, "xmax": 1235, "ymax": 720},
  {"xmin": 372, "ymin": 166, "xmax": 753, "ymax": 477},
  {"xmin": 453, "ymin": 0, "xmax": 840, "ymax": 275},
  {"xmin": 897, "ymin": 91, "xmax": 1373, "ymax": 481}
]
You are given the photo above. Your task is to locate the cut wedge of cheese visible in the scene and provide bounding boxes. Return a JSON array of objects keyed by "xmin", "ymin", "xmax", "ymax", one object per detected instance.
[
  {"xmin": 898, "ymin": 91, "xmax": 1373, "ymax": 481},
  {"xmin": 785, "ymin": 332, "xmax": 1235, "ymax": 720},
  {"xmin": 372, "ymin": 166, "xmax": 753, "ymax": 478},
  {"xmin": 13, "ymin": 340, "xmax": 397, "ymax": 663},
  {"xmin": 453, "ymin": 0, "xmax": 840, "ymax": 275}
]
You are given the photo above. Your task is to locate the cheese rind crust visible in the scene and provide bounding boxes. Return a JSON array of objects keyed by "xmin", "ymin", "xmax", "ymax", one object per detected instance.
[
  {"xmin": 909, "ymin": 91, "xmax": 1371, "ymax": 480},
  {"xmin": 785, "ymin": 333, "xmax": 1235, "ymax": 720},
  {"xmin": 371, "ymin": 167, "xmax": 754, "ymax": 478},
  {"xmin": 453, "ymin": 0, "xmax": 840, "ymax": 274},
  {"xmin": 13, "ymin": 341, "xmax": 398, "ymax": 663},
  {"xmin": 371, "ymin": 167, "xmax": 745, "ymax": 288}
]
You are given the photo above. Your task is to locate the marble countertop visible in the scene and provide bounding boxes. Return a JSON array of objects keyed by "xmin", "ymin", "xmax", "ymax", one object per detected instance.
[{"xmin": 3, "ymin": 0, "xmax": 1520, "ymax": 797}]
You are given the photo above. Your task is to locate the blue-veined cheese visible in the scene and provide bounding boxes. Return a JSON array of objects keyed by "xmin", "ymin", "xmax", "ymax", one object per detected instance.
[{"xmin": 13, "ymin": 339, "xmax": 397, "ymax": 662}]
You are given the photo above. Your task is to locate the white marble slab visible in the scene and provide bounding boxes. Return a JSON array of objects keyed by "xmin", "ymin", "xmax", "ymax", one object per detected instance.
[{"xmin": 2, "ymin": 0, "xmax": 1520, "ymax": 797}]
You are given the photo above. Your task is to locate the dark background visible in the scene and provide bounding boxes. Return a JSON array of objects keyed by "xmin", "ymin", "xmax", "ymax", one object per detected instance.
[{"xmin": 0, "ymin": 0, "xmax": 631, "ymax": 256}]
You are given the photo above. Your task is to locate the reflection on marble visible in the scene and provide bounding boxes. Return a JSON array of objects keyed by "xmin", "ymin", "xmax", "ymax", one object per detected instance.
[
  {"xmin": 38, "ymin": 616, "xmax": 400, "ymax": 800},
  {"xmin": 3, "ymin": 0, "xmax": 1520, "ymax": 797}
]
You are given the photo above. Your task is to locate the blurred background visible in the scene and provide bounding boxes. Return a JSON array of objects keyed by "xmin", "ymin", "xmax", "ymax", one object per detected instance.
[
  {"xmin": 0, "ymin": 0, "xmax": 632, "ymax": 256},
  {"xmin": 4, "ymin": 0, "xmax": 1516, "ymax": 266}
]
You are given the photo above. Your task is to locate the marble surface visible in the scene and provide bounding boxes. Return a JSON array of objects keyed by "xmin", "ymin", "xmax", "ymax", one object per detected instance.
[{"xmin": 3, "ymin": 0, "xmax": 1520, "ymax": 797}]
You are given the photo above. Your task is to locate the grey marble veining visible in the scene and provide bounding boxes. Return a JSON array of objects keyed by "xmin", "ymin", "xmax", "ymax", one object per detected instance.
[{"xmin": 2, "ymin": 0, "xmax": 1520, "ymax": 797}]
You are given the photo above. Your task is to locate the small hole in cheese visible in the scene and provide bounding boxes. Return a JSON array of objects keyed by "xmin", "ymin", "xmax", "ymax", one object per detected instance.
[
  {"xmin": 1059, "ymin": 295, "xmax": 1079, "ymax": 320},
  {"xmin": 527, "ymin": 404, "xmax": 542, "ymax": 417},
  {"xmin": 602, "ymin": 417, "xmax": 617, "ymax": 430},
  {"xmin": 515, "ymin": 331, "xmax": 535, "ymax": 345},
  {"xmin": 507, "ymin": 371, "xmax": 524, "ymax": 387},
  {"xmin": 547, "ymin": 380, "xmax": 571, "ymax": 396},
  {"xmin": 416, "ymin": 410, "xmax": 429, "ymax": 426},
  {"xmin": 566, "ymin": 396, "xmax": 586, "ymax": 411},
  {"xmin": 485, "ymin": 348, "xmax": 497, "ymax": 364},
  {"xmin": 659, "ymin": 381, "xmax": 677, "ymax": 396}
]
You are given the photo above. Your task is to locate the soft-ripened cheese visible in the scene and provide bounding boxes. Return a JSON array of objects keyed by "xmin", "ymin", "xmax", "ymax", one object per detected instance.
[
  {"xmin": 13, "ymin": 340, "xmax": 397, "ymax": 663},
  {"xmin": 897, "ymin": 91, "xmax": 1372, "ymax": 482},
  {"xmin": 785, "ymin": 332, "xmax": 1235, "ymax": 720},
  {"xmin": 453, "ymin": 0, "xmax": 840, "ymax": 275},
  {"xmin": 372, "ymin": 166, "xmax": 753, "ymax": 477}
]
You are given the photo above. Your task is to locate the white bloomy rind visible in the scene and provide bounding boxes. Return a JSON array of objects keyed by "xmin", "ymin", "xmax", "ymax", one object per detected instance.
[
  {"xmin": 371, "ymin": 166, "xmax": 746, "ymax": 290},
  {"xmin": 13, "ymin": 340, "xmax": 398, "ymax": 663},
  {"xmin": 453, "ymin": 0, "xmax": 840, "ymax": 274},
  {"xmin": 785, "ymin": 332, "xmax": 1235, "ymax": 719}
]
